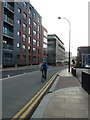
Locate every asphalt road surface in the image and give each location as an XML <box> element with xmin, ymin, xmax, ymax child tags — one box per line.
<box><xmin>2</xmin><ymin>65</ymin><xmax>67</xmax><ymax>118</ymax></box>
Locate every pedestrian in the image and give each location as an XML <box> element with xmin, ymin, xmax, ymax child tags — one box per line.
<box><xmin>40</xmin><ymin>61</ymin><xmax>48</xmax><ymax>79</ymax></box>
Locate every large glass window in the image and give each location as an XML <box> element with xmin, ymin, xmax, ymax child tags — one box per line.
<box><xmin>18</xmin><ymin>19</ymin><xmax>21</xmax><ymax>25</ymax></box>
<box><xmin>23</xmin><ymin>23</ymin><xmax>27</xmax><ymax>31</ymax></box>
<box><xmin>23</xmin><ymin>2</ymin><xmax>27</xmax><ymax>8</ymax></box>
<box><xmin>23</xmin><ymin>12</ymin><xmax>27</xmax><ymax>20</ymax></box>
<box><xmin>44</xmin><ymin>31</ymin><xmax>47</xmax><ymax>37</ymax></box>
<box><xmin>33</xmin><ymin>21</ymin><xmax>37</xmax><ymax>28</ymax></box>
<box><xmin>33</xmin><ymin>39</ymin><xmax>36</xmax><ymax>46</ymax></box>
<box><xmin>29</xmin><ymin>27</ymin><xmax>31</xmax><ymax>35</ymax></box>
<box><xmin>28</xmin><ymin>46</ymin><xmax>30</xmax><ymax>52</ymax></box>
<box><xmin>37</xmin><ymin>41</ymin><xmax>40</xmax><ymax>46</ymax></box>
<box><xmin>29</xmin><ymin>18</ymin><xmax>31</xmax><ymax>25</ymax></box>
<box><xmin>33</xmin><ymin>30</ymin><xmax>37</xmax><ymax>37</ymax></box>
<box><xmin>33</xmin><ymin>12</ymin><xmax>36</xmax><ymax>19</ymax></box>
<box><xmin>22</xmin><ymin>44</ymin><xmax>26</xmax><ymax>52</ymax></box>
<box><xmin>18</xmin><ymin>8</ymin><xmax>21</xmax><ymax>14</ymax></box>
<box><xmin>17</xmin><ymin>31</ymin><xmax>20</xmax><ymax>36</ymax></box>
<box><xmin>29</xmin><ymin>7</ymin><xmax>31</xmax><ymax>14</ymax></box>
<box><xmin>37</xmin><ymin>25</ymin><xmax>40</xmax><ymax>31</ymax></box>
<box><xmin>43</xmin><ymin>43</ymin><xmax>47</xmax><ymax>49</ymax></box>
<box><xmin>22</xmin><ymin>34</ymin><xmax>27</xmax><ymax>41</ymax></box>
<box><xmin>17</xmin><ymin>43</ymin><xmax>20</xmax><ymax>48</ymax></box>
<box><xmin>28</xmin><ymin>37</ymin><xmax>31</xmax><ymax>44</ymax></box>
<box><xmin>44</xmin><ymin>37</ymin><xmax>47</xmax><ymax>43</ymax></box>
<box><xmin>33</xmin><ymin>47</ymin><xmax>37</xmax><ymax>54</ymax></box>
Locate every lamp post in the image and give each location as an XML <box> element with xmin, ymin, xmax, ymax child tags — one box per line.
<box><xmin>58</xmin><ymin>17</ymin><xmax>71</xmax><ymax>72</ymax></box>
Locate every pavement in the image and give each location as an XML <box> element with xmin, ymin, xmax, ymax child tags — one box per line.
<box><xmin>31</xmin><ymin>68</ymin><xmax>88</xmax><ymax>119</ymax></box>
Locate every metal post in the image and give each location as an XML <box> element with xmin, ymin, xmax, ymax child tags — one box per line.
<box><xmin>58</xmin><ymin>17</ymin><xmax>71</xmax><ymax>72</ymax></box>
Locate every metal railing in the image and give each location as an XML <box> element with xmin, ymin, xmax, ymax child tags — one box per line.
<box><xmin>3</xmin><ymin>44</ymin><xmax>13</xmax><ymax>50</ymax></box>
<box><xmin>4</xmin><ymin>2</ymin><xmax>14</xmax><ymax>12</ymax></box>
<box><xmin>3</xmin><ymin>30</ymin><xmax>13</xmax><ymax>38</ymax></box>
<box><xmin>4</xmin><ymin>14</ymin><xmax>14</xmax><ymax>25</ymax></box>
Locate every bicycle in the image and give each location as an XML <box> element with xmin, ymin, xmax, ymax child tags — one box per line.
<box><xmin>41</xmin><ymin>71</ymin><xmax>46</xmax><ymax>82</ymax></box>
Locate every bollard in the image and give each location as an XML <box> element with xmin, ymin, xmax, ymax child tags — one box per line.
<box><xmin>82</xmin><ymin>71</ymin><xmax>90</xmax><ymax>94</ymax></box>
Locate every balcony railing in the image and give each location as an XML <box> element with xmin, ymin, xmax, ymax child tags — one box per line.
<box><xmin>3</xmin><ymin>30</ymin><xmax>13</xmax><ymax>38</ymax></box>
<box><xmin>3</xmin><ymin>44</ymin><xmax>13</xmax><ymax>50</ymax></box>
<box><xmin>4</xmin><ymin>14</ymin><xmax>14</xmax><ymax>25</ymax></box>
<box><xmin>4</xmin><ymin>2</ymin><xmax>14</xmax><ymax>12</ymax></box>
<box><xmin>3</xmin><ymin>58</ymin><xmax>13</xmax><ymax>64</ymax></box>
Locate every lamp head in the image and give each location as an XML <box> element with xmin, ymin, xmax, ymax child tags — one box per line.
<box><xmin>58</xmin><ymin>17</ymin><xmax>61</xmax><ymax>19</ymax></box>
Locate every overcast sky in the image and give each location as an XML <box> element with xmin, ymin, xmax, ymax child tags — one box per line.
<box><xmin>30</xmin><ymin>0</ymin><xmax>88</xmax><ymax>56</ymax></box>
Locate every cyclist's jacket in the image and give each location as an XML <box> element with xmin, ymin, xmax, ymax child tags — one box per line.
<box><xmin>40</xmin><ymin>63</ymin><xmax>48</xmax><ymax>71</ymax></box>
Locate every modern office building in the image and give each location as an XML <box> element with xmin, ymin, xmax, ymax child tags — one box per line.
<box><xmin>41</xmin><ymin>26</ymin><xmax>48</xmax><ymax>62</ymax></box>
<box><xmin>47</xmin><ymin>34</ymin><xmax>65</xmax><ymax>65</ymax></box>
<box><xmin>0</xmin><ymin>1</ymin><xmax>43</xmax><ymax>67</ymax></box>
<box><xmin>77</xmin><ymin>46</ymin><xmax>90</xmax><ymax>67</ymax></box>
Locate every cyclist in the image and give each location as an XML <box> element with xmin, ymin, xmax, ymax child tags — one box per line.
<box><xmin>40</xmin><ymin>61</ymin><xmax>48</xmax><ymax>79</ymax></box>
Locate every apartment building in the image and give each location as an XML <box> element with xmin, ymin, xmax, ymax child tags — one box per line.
<box><xmin>41</xmin><ymin>26</ymin><xmax>48</xmax><ymax>62</ymax></box>
<box><xmin>77</xmin><ymin>46</ymin><xmax>90</xmax><ymax>67</ymax></box>
<box><xmin>47</xmin><ymin>34</ymin><xmax>65</xmax><ymax>65</ymax></box>
<box><xmin>1</xmin><ymin>1</ymin><xmax>42</xmax><ymax>67</ymax></box>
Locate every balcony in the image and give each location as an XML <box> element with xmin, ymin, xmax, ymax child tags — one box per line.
<box><xmin>4</xmin><ymin>14</ymin><xmax>14</xmax><ymax>25</ymax></box>
<box><xmin>3</xmin><ymin>58</ymin><xmax>13</xmax><ymax>64</ymax></box>
<box><xmin>3</xmin><ymin>30</ymin><xmax>13</xmax><ymax>38</ymax></box>
<box><xmin>3</xmin><ymin>44</ymin><xmax>13</xmax><ymax>50</ymax></box>
<box><xmin>4</xmin><ymin>2</ymin><xmax>14</xmax><ymax>13</ymax></box>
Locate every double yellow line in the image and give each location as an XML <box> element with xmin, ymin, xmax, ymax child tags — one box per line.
<box><xmin>12</xmin><ymin>73</ymin><xmax>58</xmax><ymax>119</ymax></box>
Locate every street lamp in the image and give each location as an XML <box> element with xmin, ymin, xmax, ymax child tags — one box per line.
<box><xmin>58</xmin><ymin>17</ymin><xmax>71</xmax><ymax>72</ymax></box>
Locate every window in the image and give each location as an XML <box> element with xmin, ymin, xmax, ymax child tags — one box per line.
<box><xmin>29</xmin><ymin>18</ymin><xmax>31</xmax><ymax>25</ymax></box>
<box><xmin>37</xmin><ymin>25</ymin><xmax>40</xmax><ymax>31</ymax></box>
<box><xmin>37</xmin><ymin>41</ymin><xmax>40</xmax><ymax>46</ymax></box>
<box><xmin>28</xmin><ymin>37</ymin><xmax>31</xmax><ymax>44</ymax></box>
<box><xmin>33</xmin><ymin>12</ymin><xmax>36</xmax><ymax>19</ymax></box>
<box><xmin>38</xmin><ymin>17</ymin><xmax>40</xmax><ymax>22</ymax></box>
<box><xmin>33</xmin><ymin>39</ymin><xmax>36</xmax><ymax>46</ymax></box>
<box><xmin>23</xmin><ymin>2</ymin><xmax>27</xmax><ymax>8</ymax></box>
<box><xmin>33</xmin><ymin>56</ymin><xmax>37</xmax><ymax>62</ymax></box>
<box><xmin>33</xmin><ymin>21</ymin><xmax>37</xmax><ymax>28</ymax></box>
<box><xmin>18</xmin><ymin>19</ymin><xmax>20</xmax><ymax>25</ymax></box>
<box><xmin>18</xmin><ymin>8</ymin><xmax>21</xmax><ymax>14</ymax></box>
<box><xmin>22</xmin><ymin>34</ymin><xmax>26</xmax><ymax>41</ymax></box>
<box><xmin>17</xmin><ymin>43</ymin><xmax>20</xmax><ymax>48</ymax></box>
<box><xmin>17</xmin><ymin>31</ymin><xmax>20</xmax><ymax>36</ymax></box>
<box><xmin>43</xmin><ymin>43</ymin><xmax>47</xmax><ymax>49</ymax></box>
<box><xmin>29</xmin><ymin>27</ymin><xmax>31</xmax><ymax>35</ymax></box>
<box><xmin>44</xmin><ymin>37</ymin><xmax>47</xmax><ymax>43</ymax></box>
<box><xmin>28</xmin><ymin>56</ymin><xmax>30</xmax><ymax>62</ymax></box>
<box><xmin>22</xmin><ymin>55</ymin><xmax>26</xmax><ymax>62</ymax></box>
<box><xmin>33</xmin><ymin>30</ymin><xmax>37</xmax><ymax>37</ymax></box>
<box><xmin>22</xmin><ymin>44</ymin><xmax>26</xmax><ymax>52</ymax></box>
<box><xmin>44</xmin><ymin>31</ymin><xmax>47</xmax><ymax>37</ymax></box>
<box><xmin>23</xmin><ymin>23</ymin><xmax>27</xmax><ymax>31</ymax></box>
<box><xmin>37</xmin><ymin>33</ymin><xmax>40</xmax><ymax>39</ymax></box>
<box><xmin>33</xmin><ymin>47</ymin><xmax>37</xmax><ymax>54</ymax></box>
<box><xmin>23</xmin><ymin>12</ymin><xmax>27</xmax><ymax>20</ymax></box>
<box><xmin>28</xmin><ymin>46</ymin><xmax>30</xmax><ymax>52</ymax></box>
<box><xmin>29</xmin><ymin>7</ymin><xmax>31</xmax><ymax>14</ymax></box>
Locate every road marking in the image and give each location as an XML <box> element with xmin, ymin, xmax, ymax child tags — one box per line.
<box><xmin>11</xmin><ymin>73</ymin><xmax>57</xmax><ymax>119</ymax></box>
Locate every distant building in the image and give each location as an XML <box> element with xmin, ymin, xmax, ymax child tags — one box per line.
<box><xmin>77</xmin><ymin>46</ymin><xmax>90</xmax><ymax>67</ymax></box>
<box><xmin>65</xmin><ymin>51</ymin><xmax>72</xmax><ymax>63</ymax></box>
<box><xmin>0</xmin><ymin>1</ymin><xmax>47</xmax><ymax>67</ymax></box>
<box><xmin>47</xmin><ymin>34</ymin><xmax>65</xmax><ymax>65</ymax></box>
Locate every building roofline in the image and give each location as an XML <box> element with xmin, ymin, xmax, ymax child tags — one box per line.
<box><xmin>48</xmin><ymin>34</ymin><xmax>64</xmax><ymax>45</ymax></box>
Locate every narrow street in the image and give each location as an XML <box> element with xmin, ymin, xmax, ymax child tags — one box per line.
<box><xmin>2</xmin><ymin>65</ymin><xmax>67</xmax><ymax>118</ymax></box>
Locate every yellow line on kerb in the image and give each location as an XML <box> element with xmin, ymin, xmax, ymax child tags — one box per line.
<box><xmin>12</xmin><ymin>74</ymin><xmax>57</xmax><ymax>119</ymax></box>
<box><xmin>19</xmin><ymin>77</ymin><xmax>55</xmax><ymax>119</ymax></box>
